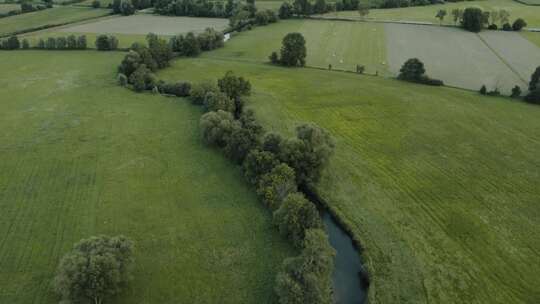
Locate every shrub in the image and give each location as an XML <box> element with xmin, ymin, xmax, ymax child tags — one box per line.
<box><xmin>118</xmin><ymin>50</ymin><xmax>142</xmax><ymax>78</ymax></box>
<box><xmin>269</xmin><ymin>51</ymin><xmax>280</xmax><ymax>64</ymax></box>
<box><xmin>502</xmin><ymin>22</ymin><xmax>512</xmax><ymax>31</ymax></box>
<box><xmin>118</xmin><ymin>73</ymin><xmax>128</xmax><ymax>86</ymax></box>
<box><xmin>199</xmin><ymin>110</ymin><xmax>237</xmax><ymax>147</ymax></box>
<box><xmin>190</xmin><ymin>81</ymin><xmax>220</xmax><ymax>105</ymax></box>
<box><xmin>197</xmin><ymin>28</ymin><xmax>224</xmax><ymax>51</ymax></box>
<box><xmin>120</xmin><ymin>0</ymin><xmax>135</xmax><ymax>15</ymax></box>
<box><xmin>273</xmin><ymin>192</ymin><xmax>323</xmax><ymax>247</ymax></box>
<box><xmin>92</xmin><ymin>0</ymin><xmax>100</xmax><ymax>8</ymax></box>
<box><xmin>510</xmin><ymin>85</ymin><xmax>521</xmax><ymax>98</ymax></box>
<box><xmin>398</xmin><ymin>58</ymin><xmax>425</xmax><ymax>81</ymax></box>
<box><xmin>479</xmin><ymin>85</ymin><xmax>487</xmax><ymax>95</ymax></box>
<box><xmin>512</xmin><ymin>18</ymin><xmax>527</xmax><ymax>31</ymax></box>
<box><xmin>462</xmin><ymin>7</ymin><xmax>483</xmax><ymax>32</ymax></box>
<box><xmin>146</xmin><ymin>33</ymin><xmax>173</xmax><ymax>69</ymax></box>
<box><xmin>159</xmin><ymin>81</ymin><xmax>191</xmax><ymax>97</ymax></box>
<box><xmin>262</xmin><ymin>132</ymin><xmax>283</xmax><ymax>154</ymax></box>
<box><xmin>218</xmin><ymin>70</ymin><xmax>251</xmax><ymax>100</ymax></box>
<box><xmin>278</xmin><ymin>33</ymin><xmax>307</xmax><ymax>67</ymax></box>
<box><xmin>243</xmin><ymin>149</ymin><xmax>280</xmax><ymax>185</ymax></box>
<box><xmin>53</xmin><ymin>235</ymin><xmax>134</xmax><ymax>304</ymax></box>
<box><xmin>487</xmin><ymin>88</ymin><xmax>501</xmax><ymax>96</ymax></box>
<box><xmin>255</xmin><ymin>10</ymin><xmax>270</xmax><ymax>25</ymax></box>
<box><xmin>487</xmin><ymin>24</ymin><xmax>497</xmax><ymax>30</ymax></box>
<box><xmin>170</xmin><ymin>32</ymin><xmax>201</xmax><ymax>56</ymax></box>
<box><xmin>223</xmin><ymin>110</ymin><xmax>263</xmax><ymax>163</ymax></box>
<box><xmin>21</xmin><ymin>39</ymin><xmax>29</xmax><ymax>49</ymax></box>
<box><xmin>257</xmin><ymin>163</ymin><xmax>297</xmax><ymax>210</ymax></box>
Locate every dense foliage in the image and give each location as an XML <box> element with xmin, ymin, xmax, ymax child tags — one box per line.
<box><xmin>398</xmin><ymin>58</ymin><xmax>443</xmax><ymax>86</ymax></box>
<box><xmin>53</xmin><ymin>235</ymin><xmax>134</xmax><ymax>304</ymax></box>
<box><xmin>95</xmin><ymin>35</ymin><xmax>119</xmax><ymax>51</ymax></box>
<box><xmin>462</xmin><ymin>7</ymin><xmax>483</xmax><ymax>32</ymax></box>
<box><xmin>270</xmin><ymin>33</ymin><xmax>307</xmax><ymax>67</ymax></box>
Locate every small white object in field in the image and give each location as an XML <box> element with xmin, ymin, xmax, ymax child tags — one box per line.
<box><xmin>340</xmin><ymin>59</ymin><xmax>343</xmax><ymax>63</ymax></box>
<box><xmin>224</xmin><ymin>33</ymin><xmax>231</xmax><ymax>42</ymax></box>
<box><xmin>382</xmin><ymin>61</ymin><xmax>386</xmax><ymax>65</ymax></box>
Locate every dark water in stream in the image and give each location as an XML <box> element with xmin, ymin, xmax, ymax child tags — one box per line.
<box><xmin>323</xmin><ymin>212</ymin><xmax>368</xmax><ymax>304</ymax></box>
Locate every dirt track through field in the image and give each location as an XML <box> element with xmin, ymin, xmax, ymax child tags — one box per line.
<box><xmin>385</xmin><ymin>23</ymin><xmax>540</xmax><ymax>94</ymax></box>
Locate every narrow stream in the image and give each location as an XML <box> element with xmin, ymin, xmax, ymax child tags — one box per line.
<box><xmin>323</xmin><ymin>212</ymin><xmax>368</xmax><ymax>304</ymax></box>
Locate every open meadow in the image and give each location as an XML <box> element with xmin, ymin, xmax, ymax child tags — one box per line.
<box><xmin>158</xmin><ymin>56</ymin><xmax>540</xmax><ymax>304</ymax></box>
<box><xmin>0</xmin><ymin>6</ymin><xmax>111</xmax><ymax>37</ymax></box>
<box><xmin>0</xmin><ymin>51</ymin><xmax>293</xmax><ymax>304</ymax></box>
<box><xmin>324</xmin><ymin>0</ymin><xmax>540</xmax><ymax>28</ymax></box>
<box><xmin>206</xmin><ymin>19</ymin><xmax>388</xmax><ymax>74</ymax></box>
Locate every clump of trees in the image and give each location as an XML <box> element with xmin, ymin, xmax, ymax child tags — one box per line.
<box><xmin>111</xmin><ymin>0</ymin><xmax>143</xmax><ymax>15</ymax></box>
<box><xmin>169</xmin><ymin>28</ymin><xmax>224</xmax><ymax>56</ymax></box>
<box><xmin>53</xmin><ymin>235</ymin><xmax>134</xmax><ymax>304</ymax></box>
<box><xmin>155</xmin><ymin>0</ymin><xmax>237</xmax><ymax>18</ymax></box>
<box><xmin>0</xmin><ymin>35</ymin><xmax>87</xmax><ymax>50</ymax></box>
<box><xmin>458</xmin><ymin>7</ymin><xmax>527</xmax><ymax>32</ymax></box>
<box><xmin>398</xmin><ymin>58</ymin><xmax>443</xmax><ymax>86</ymax></box>
<box><xmin>269</xmin><ymin>32</ymin><xmax>307</xmax><ymax>67</ymax></box>
<box><xmin>95</xmin><ymin>35</ymin><xmax>119</xmax><ymax>50</ymax></box>
<box><xmin>0</xmin><ymin>36</ymin><xmax>21</xmax><ymax>50</ymax></box>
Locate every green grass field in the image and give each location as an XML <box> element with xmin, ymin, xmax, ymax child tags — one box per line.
<box><xmin>158</xmin><ymin>56</ymin><xmax>540</xmax><ymax>304</ymax></box>
<box><xmin>0</xmin><ymin>6</ymin><xmax>111</xmax><ymax>37</ymax></box>
<box><xmin>0</xmin><ymin>51</ymin><xmax>294</xmax><ymax>304</ymax></box>
<box><xmin>325</xmin><ymin>0</ymin><xmax>540</xmax><ymax>27</ymax></box>
<box><xmin>522</xmin><ymin>30</ymin><xmax>540</xmax><ymax>47</ymax></box>
<box><xmin>207</xmin><ymin>19</ymin><xmax>387</xmax><ymax>74</ymax></box>
<box><xmin>0</xmin><ymin>3</ymin><xmax>19</xmax><ymax>13</ymax></box>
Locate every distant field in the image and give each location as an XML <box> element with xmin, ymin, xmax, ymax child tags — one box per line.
<box><xmin>0</xmin><ymin>6</ymin><xmax>111</xmax><ymax>36</ymax></box>
<box><xmin>58</xmin><ymin>15</ymin><xmax>229</xmax><ymax>35</ymax></box>
<box><xmin>385</xmin><ymin>23</ymin><xmax>537</xmax><ymax>93</ymax></box>
<box><xmin>515</xmin><ymin>0</ymin><xmax>540</xmax><ymax>4</ymax></box>
<box><xmin>0</xmin><ymin>51</ymin><xmax>293</xmax><ymax>304</ymax></box>
<box><xmin>323</xmin><ymin>0</ymin><xmax>540</xmax><ymax>27</ymax></box>
<box><xmin>158</xmin><ymin>56</ymin><xmax>540</xmax><ymax>304</ymax></box>
<box><xmin>206</xmin><ymin>19</ymin><xmax>388</xmax><ymax>74</ymax></box>
<box><xmin>522</xmin><ymin>31</ymin><xmax>540</xmax><ymax>47</ymax></box>
<box><xmin>0</xmin><ymin>3</ymin><xmax>19</xmax><ymax>13</ymax></box>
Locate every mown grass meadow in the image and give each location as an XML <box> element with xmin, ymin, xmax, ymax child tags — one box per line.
<box><xmin>0</xmin><ymin>51</ymin><xmax>294</xmax><ymax>304</ymax></box>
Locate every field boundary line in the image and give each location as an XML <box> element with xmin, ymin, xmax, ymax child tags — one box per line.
<box><xmin>475</xmin><ymin>33</ymin><xmax>529</xmax><ymax>87</ymax></box>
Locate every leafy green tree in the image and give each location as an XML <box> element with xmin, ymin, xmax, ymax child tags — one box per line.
<box><xmin>313</xmin><ymin>0</ymin><xmax>327</xmax><ymax>14</ymax></box>
<box><xmin>358</xmin><ymin>3</ymin><xmax>369</xmax><ymax>19</ymax></box>
<box><xmin>120</xmin><ymin>0</ymin><xmax>135</xmax><ymax>15</ymax></box>
<box><xmin>257</xmin><ymin>163</ymin><xmax>297</xmax><ymax>210</ymax></box>
<box><xmin>510</xmin><ymin>85</ymin><xmax>521</xmax><ymax>98</ymax></box>
<box><xmin>451</xmin><ymin>8</ymin><xmax>463</xmax><ymax>25</ymax></box>
<box><xmin>279</xmin><ymin>123</ymin><xmax>335</xmax><ymax>186</ymax></box>
<box><xmin>181</xmin><ymin>32</ymin><xmax>201</xmax><ymax>56</ymax></box>
<box><xmin>479</xmin><ymin>85</ymin><xmax>487</xmax><ymax>95</ymax></box>
<box><xmin>462</xmin><ymin>7</ymin><xmax>484</xmax><ymax>32</ymax></box>
<box><xmin>92</xmin><ymin>0</ymin><xmax>100</xmax><ymax>8</ymax></box>
<box><xmin>129</xmin><ymin>64</ymin><xmax>155</xmax><ymax>92</ymax></box>
<box><xmin>67</xmin><ymin>35</ymin><xmax>77</xmax><ymax>49</ymax></box>
<box><xmin>279</xmin><ymin>33</ymin><xmax>307</xmax><ymax>67</ymax></box>
<box><xmin>273</xmin><ymin>192</ymin><xmax>323</xmax><ymax>247</ymax></box>
<box><xmin>512</xmin><ymin>18</ymin><xmax>527</xmax><ymax>31</ymax></box>
<box><xmin>21</xmin><ymin>39</ymin><xmax>29</xmax><ymax>49</ymax></box>
<box><xmin>262</xmin><ymin>132</ymin><xmax>283</xmax><ymax>154</ymax></box>
<box><xmin>529</xmin><ymin>66</ymin><xmax>540</xmax><ymax>91</ymax></box>
<box><xmin>525</xmin><ymin>89</ymin><xmax>540</xmax><ymax>104</ymax></box>
<box><xmin>204</xmin><ymin>91</ymin><xmax>236</xmax><ymax>113</ymax></box>
<box><xmin>436</xmin><ymin>9</ymin><xmax>447</xmax><ymax>25</ymax></box>
<box><xmin>275</xmin><ymin>229</ymin><xmax>335</xmax><ymax>304</ymax></box>
<box><xmin>118</xmin><ymin>50</ymin><xmax>142</xmax><ymax>78</ymax></box>
<box><xmin>77</xmin><ymin>35</ymin><xmax>87</xmax><ymax>49</ymax></box>
<box><xmin>6</xmin><ymin>35</ymin><xmax>20</xmax><ymax>50</ymax></box>
<box><xmin>112</xmin><ymin>0</ymin><xmax>121</xmax><ymax>13</ymax></box>
<box><xmin>255</xmin><ymin>10</ymin><xmax>270</xmax><ymax>25</ymax></box>
<box><xmin>499</xmin><ymin>9</ymin><xmax>510</xmax><ymax>25</ymax></box>
<box><xmin>45</xmin><ymin>37</ymin><xmax>56</xmax><ymax>49</ymax></box>
<box><xmin>53</xmin><ymin>235</ymin><xmax>134</xmax><ymax>304</ymax></box>
<box><xmin>243</xmin><ymin>149</ymin><xmax>279</xmax><ymax>185</ymax></box>
<box><xmin>56</xmin><ymin>36</ymin><xmax>67</xmax><ymax>49</ymax></box>
<box><xmin>269</xmin><ymin>51</ymin><xmax>280</xmax><ymax>64</ymax></box>
<box><xmin>190</xmin><ymin>80</ymin><xmax>220</xmax><ymax>105</ymax></box>
<box><xmin>95</xmin><ymin>35</ymin><xmax>118</xmax><ymax>51</ymax></box>
<box><xmin>200</xmin><ymin>110</ymin><xmax>238</xmax><ymax>147</ymax></box>
<box><xmin>279</xmin><ymin>2</ymin><xmax>294</xmax><ymax>19</ymax></box>
<box><xmin>146</xmin><ymin>33</ymin><xmax>173</xmax><ymax>69</ymax></box>
<box><xmin>398</xmin><ymin>58</ymin><xmax>425</xmax><ymax>81</ymax></box>
<box><xmin>218</xmin><ymin>71</ymin><xmax>252</xmax><ymax>100</ymax></box>
<box><xmin>37</xmin><ymin>38</ymin><xmax>45</xmax><ymax>49</ymax></box>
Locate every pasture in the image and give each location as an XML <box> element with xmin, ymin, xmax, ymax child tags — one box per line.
<box><xmin>0</xmin><ymin>6</ymin><xmax>111</xmax><ymax>37</ymax></box>
<box><xmin>384</xmin><ymin>23</ymin><xmax>538</xmax><ymax>93</ymax></box>
<box><xmin>206</xmin><ymin>19</ymin><xmax>388</xmax><ymax>74</ymax></box>
<box><xmin>58</xmin><ymin>15</ymin><xmax>229</xmax><ymax>35</ymax></box>
<box><xmin>522</xmin><ymin>31</ymin><xmax>540</xmax><ymax>47</ymax></box>
<box><xmin>0</xmin><ymin>51</ymin><xmax>293</xmax><ymax>304</ymax></box>
<box><xmin>158</xmin><ymin>56</ymin><xmax>540</xmax><ymax>304</ymax></box>
<box><xmin>324</xmin><ymin>0</ymin><xmax>540</xmax><ymax>28</ymax></box>
<box><xmin>0</xmin><ymin>3</ymin><xmax>19</xmax><ymax>14</ymax></box>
